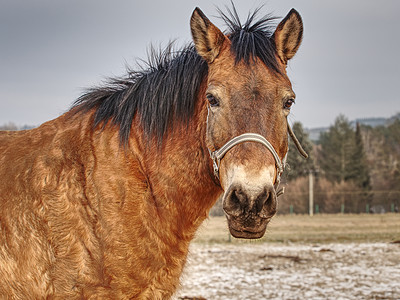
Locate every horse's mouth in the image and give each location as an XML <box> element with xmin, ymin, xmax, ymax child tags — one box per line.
<box><xmin>228</xmin><ymin>222</ymin><xmax>268</xmax><ymax>239</ymax></box>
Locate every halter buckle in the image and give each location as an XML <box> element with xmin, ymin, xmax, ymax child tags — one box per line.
<box><xmin>209</xmin><ymin>151</ymin><xmax>220</xmax><ymax>179</ymax></box>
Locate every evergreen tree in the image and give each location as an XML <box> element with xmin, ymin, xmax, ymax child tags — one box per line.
<box><xmin>384</xmin><ymin>120</ymin><xmax>400</xmax><ymax>191</ymax></box>
<box><xmin>370</xmin><ymin>120</ymin><xmax>400</xmax><ymax>190</ymax></box>
<box><xmin>318</xmin><ymin>115</ymin><xmax>355</xmax><ymax>183</ymax></box>
<box><xmin>363</xmin><ymin>121</ymin><xmax>400</xmax><ymax>209</ymax></box>
<box><xmin>348</xmin><ymin>123</ymin><xmax>371</xmax><ymax>190</ymax></box>
<box><xmin>350</xmin><ymin>123</ymin><xmax>372</xmax><ymax>210</ymax></box>
<box><xmin>286</xmin><ymin>122</ymin><xmax>314</xmax><ymax>181</ymax></box>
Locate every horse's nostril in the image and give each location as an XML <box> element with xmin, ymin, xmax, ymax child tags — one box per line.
<box><xmin>233</xmin><ymin>189</ymin><xmax>247</xmax><ymax>204</ymax></box>
<box><xmin>231</xmin><ymin>191</ymin><xmax>240</xmax><ymax>205</ymax></box>
<box><xmin>255</xmin><ymin>189</ymin><xmax>269</xmax><ymax>213</ymax></box>
<box><xmin>223</xmin><ymin>186</ymin><xmax>246</xmax><ymax>217</ymax></box>
<box><xmin>259</xmin><ymin>186</ymin><xmax>277</xmax><ymax>218</ymax></box>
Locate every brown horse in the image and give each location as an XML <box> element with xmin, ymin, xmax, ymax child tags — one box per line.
<box><xmin>0</xmin><ymin>5</ymin><xmax>304</xmax><ymax>299</ymax></box>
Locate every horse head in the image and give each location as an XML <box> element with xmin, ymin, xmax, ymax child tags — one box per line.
<box><xmin>191</xmin><ymin>7</ymin><xmax>304</xmax><ymax>239</ymax></box>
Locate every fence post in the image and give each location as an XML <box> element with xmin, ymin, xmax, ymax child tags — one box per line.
<box><xmin>290</xmin><ymin>205</ymin><xmax>294</xmax><ymax>215</ymax></box>
<box><xmin>341</xmin><ymin>204</ymin><xmax>345</xmax><ymax>214</ymax></box>
<box><xmin>309</xmin><ymin>171</ymin><xmax>314</xmax><ymax>216</ymax></box>
<box><xmin>366</xmin><ymin>204</ymin><xmax>369</xmax><ymax>214</ymax></box>
<box><xmin>315</xmin><ymin>204</ymin><xmax>319</xmax><ymax>214</ymax></box>
<box><xmin>391</xmin><ymin>203</ymin><xmax>395</xmax><ymax>213</ymax></box>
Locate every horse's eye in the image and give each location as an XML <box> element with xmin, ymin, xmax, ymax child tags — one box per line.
<box><xmin>206</xmin><ymin>94</ymin><xmax>220</xmax><ymax>107</ymax></box>
<box><xmin>284</xmin><ymin>99</ymin><xmax>295</xmax><ymax>110</ymax></box>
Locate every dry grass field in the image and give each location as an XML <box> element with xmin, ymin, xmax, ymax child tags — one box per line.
<box><xmin>194</xmin><ymin>213</ymin><xmax>400</xmax><ymax>244</ymax></box>
<box><xmin>174</xmin><ymin>214</ymin><xmax>400</xmax><ymax>299</ymax></box>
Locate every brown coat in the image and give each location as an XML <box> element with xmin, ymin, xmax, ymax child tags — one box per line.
<box><xmin>0</xmin><ymin>106</ymin><xmax>220</xmax><ymax>299</ymax></box>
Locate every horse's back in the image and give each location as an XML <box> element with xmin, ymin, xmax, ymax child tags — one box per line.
<box><xmin>0</xmin><ymin>129</ymin><xmax>31</xmax><ymax>155</ymax></box>
<box><xmin>0</xmin><ymin>115</ymin><xmax>89</xmax><ymax>298</ymax></box>
<box><xmin>0</xmin><ymin>127</ymin><xmax>51</xmax><ymax>296</ymax></box>
<box><xmin>0</xmin><ymin>121</ymin><xmax>60</xmax><ymax>202</ymax></box>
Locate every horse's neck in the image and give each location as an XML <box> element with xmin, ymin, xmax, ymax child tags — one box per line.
<box><xmin>65</xmin><ymin>104</ymin><xmax>220</xmax><ymax>239</ymax></box>
<box><xmin>138</xmin><ymin>101</ymin><xmax>222</xmax><ymax>239</ymax></box>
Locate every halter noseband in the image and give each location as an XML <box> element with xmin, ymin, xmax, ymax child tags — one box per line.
<box><xmin>209</xmin><ymin>133</ymin><xmax>285</xmax><ymax>180</ymax></box>
<box><xmin>208</xmin><ymin>122</ymin><xmax>308</xmax><ymax>197</ymax></box>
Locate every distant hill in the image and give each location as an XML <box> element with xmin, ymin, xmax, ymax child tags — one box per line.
<box><xmin>306</xmin><ymin>113</ymin><xmax>400</xmax><ymax>142</ymax></box>
<box><xmin>350</xmin><ymin>118</ymin><xmax>387</xmax><ymax>128</ymax></box>
<box><xmin>307</xmin><ymin>127</ymin><xmax>329</xmax><ymax>142</ymax></box>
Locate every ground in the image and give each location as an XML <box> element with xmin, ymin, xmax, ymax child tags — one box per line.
<box><xmin>174</xmin><ymin>214</ymin><xmax>400</xmax><ymax>300</ymax></box>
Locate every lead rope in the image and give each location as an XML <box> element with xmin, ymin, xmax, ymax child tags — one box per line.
<box><xmin>209</xmin><ymin>120</ymin><xmax>308</xmax><ymax>197</ymax></box>
<box><xmin>287</xmin><ymin>122</ymin><xmax>308</xmax><ymax>159</ymax></box>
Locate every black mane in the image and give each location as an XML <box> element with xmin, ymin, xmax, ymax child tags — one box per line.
<box><xmin>219</xmin><ymin>5</ymin><xmax>280</xmax><ymax>72</ymax></box>
<box><xmin>72</xmin><ymin>6</ymin><xmax>280</xmax><ymax>145</ymax></box>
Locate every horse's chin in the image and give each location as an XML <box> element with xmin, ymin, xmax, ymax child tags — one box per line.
<box><xmin>226</xmin><ymin>218</ymin><xmax>270</xmax><ymax>239</ymax></box>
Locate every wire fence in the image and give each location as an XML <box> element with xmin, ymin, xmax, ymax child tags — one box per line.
<box><xmin>279</xmin><ymin>190</ymin><xmax>400</xmax><ymax>215</ymax></box>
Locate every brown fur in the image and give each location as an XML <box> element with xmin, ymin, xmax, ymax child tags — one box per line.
<box><xmin>0</xmin><ymin>100</ymin><xmax>219</xmax><ymax>298</ymax></box>
<box><xmin>0</xmin><ymin>7</ymin><xmax>303</xmax><ymax>299</ymax></box>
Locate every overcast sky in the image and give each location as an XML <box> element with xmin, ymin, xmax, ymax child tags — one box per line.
<box><xmin>1</xmin><ymin>0</ymin><xmax>399</xmax><ymax>129</ymax></box>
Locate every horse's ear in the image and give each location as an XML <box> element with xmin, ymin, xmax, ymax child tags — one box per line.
<box><xmin>273</xmin><ymin>9</ymin><xmax>303</xmax><ymax>65</ymax></box>
<box><xmin>190</xmin><ymin>7</ymin><xmax>226</xmax><ymax>63</ymax></box>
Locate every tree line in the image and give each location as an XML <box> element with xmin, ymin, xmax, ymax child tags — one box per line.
<box><xmin>280</xmin><ymin>115</ymin><xmax>400</xmax><ymax>214</ymax></box>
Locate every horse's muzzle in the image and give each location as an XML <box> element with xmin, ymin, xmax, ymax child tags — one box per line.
<box><xmin>223</xmin><ymin>183</ymin><xmax>277</xmax><ymax>239</ymax></box>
